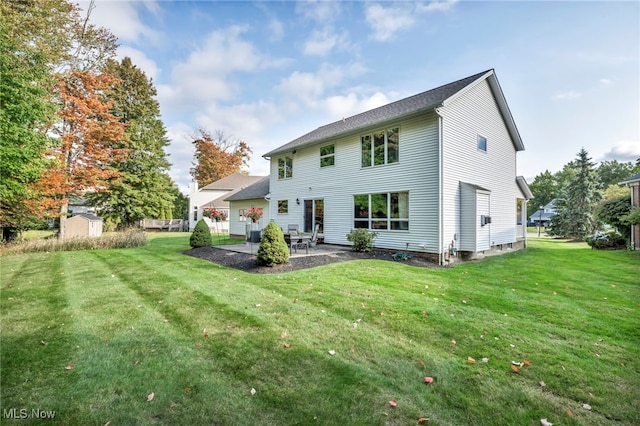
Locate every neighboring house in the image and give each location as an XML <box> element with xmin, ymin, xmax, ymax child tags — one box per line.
<box><xmin>68</xmin><ymin>195</ymin><xmax>96</xmax><ymax>215</ymax></box>
<box><xmin>188</xmin><ymin>173</ymin><xmax>266</xmax><ymax>231</ymax></box>
<box><xmin>528</xmin><ymin>199</ymin><xmax>558</xmax><ymax>228</ymax></box>
<box><xmin>620</xmin><ymin>173</ymin><xmax>640</xmax><ymax>250</ymax></box>
<box><xmin>65</xmin><ymin>213</ymin><xmax>103</xmax><ymax>238</ymax></box>
<box><xmin>224</xmin><ymin>176</ymin><xmax>270</xmax><ymax>239</ymax></box>
<box><xmin>262</xmin><ymin>69</ymin><xmax>532</xmax><ymax>264</ymax></box>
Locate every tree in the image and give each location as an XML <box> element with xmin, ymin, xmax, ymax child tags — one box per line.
<box><xmin>190</xmin><ymin>128</ymin><xmax>252</xmax><ymax>187</ymax></box>
<box><xmin>527</xmin><ymin>170</ymin><xmax>559</xmax><ymax>216</ymax></box>
<box><xmin>595</xmin><ymin>196</ymin><xmax>631</xmax><ymax>240</ymax></box>
<box><xmin>0</xmin><ymin>0</ymin><xmax>74</xmax><ymax>236</ymax></box>
<box><xmin>86</xmin><ymin>57</ymin><xmax>175</xmax><ymax>228</ymax></box>
<box><xmin>550</xmin><ymin>148</ymin><xmax>602</xmax><ymax>240</ymax></box>
<box><xmin>40</xmin><ymin>68</ymin><xmax>128</xmax><ymax>239</ymax></box>
<box><xmin>189</xmin><ymin>219</ymin><xmax>212</xmax><ymax>248</ymax></box>
<box><xmin>257</xmin><ymin>222</ymin><xmax>289</xmax><ymax>266</ymax></box>
<box><xmin>596</xmin><ymin>160</ymin><xmax>635</xmax><ymax>189</ymax></box>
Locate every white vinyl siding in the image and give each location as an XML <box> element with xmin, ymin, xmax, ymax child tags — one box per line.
<box><xmin>440</xmin><ymin>79</ymin><xmax>519</xmax><ymax>250</ymax></box>
<box><xmin>268</xmin><ymin>114</ymin><xmax>440</xmax><ymax>252</ymax></box>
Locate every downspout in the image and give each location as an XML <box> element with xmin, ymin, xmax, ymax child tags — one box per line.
<box><xmin>435</xmin><ymin>106</ymin><xmax>445</xmax><ymax>266</ymax></box>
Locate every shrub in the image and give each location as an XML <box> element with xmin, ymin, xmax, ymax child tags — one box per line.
<box><xmin>346</xmin><ymin>229</ymin><xmax>378</xmax><ymax>252</ymax></box>
<box><xmin>257</xmin><ymin>222</ymin><xmax>289</xmax><ymax>266</ymax></box>
<box><xmin>190</xmin><ymin>219</ymin><xmax>212</xmax><ymax>248</ymax></box>
<box><xmin>586</xmin><ymin>231</ymin><xmax>626</xmax><ymax>249</ymax></box>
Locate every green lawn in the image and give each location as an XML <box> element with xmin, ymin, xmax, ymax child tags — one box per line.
<box><xmin>1</xmin><ymin>234</ymin><xmax>638</xmax><ymax>425</ymax></box>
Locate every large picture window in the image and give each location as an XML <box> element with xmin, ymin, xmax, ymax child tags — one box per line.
<box><xmin>353</xmin><ymin>192</ymin><xmax>409</xmax><ymax>230</ymax></box>
<box><xmin>278</xmin><ymin>156</ymin><xmax>293</xmax><ymax>179</ymax></box>
<box><xmin>361</xmin><ymin>127</ymin><xmax>399</xmax><ymax>167</ymax></box>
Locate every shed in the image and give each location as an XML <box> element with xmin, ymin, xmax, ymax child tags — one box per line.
<box><xmin>65</xmin><ymin>214</ymin><xmax>103</xmax><ymax>238</ymax></box>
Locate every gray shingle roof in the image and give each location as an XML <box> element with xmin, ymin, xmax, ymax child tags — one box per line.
<box><xmin>263</xmin><ymin>69</ymin><xmax>493</xmax><ymax>158</ymax></box>
<box><xmin>224</xmin><ymin>176</ymin><xmax>270</xmax><ymax>201</ymax></box>
<box><xmin>200</xmin><ymin>172</ymin><xmax>264</xmax><ymax>191</ymax></box>
<box><xmin>620</xmin><ymin>173</ymin><xmax>640</xmax><ymax>185</ymax></box>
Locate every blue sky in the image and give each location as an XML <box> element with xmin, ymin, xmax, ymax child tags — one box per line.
<box><xmin>82</xmin><ymin>0</ymin><xmax>640</xmax><ymax>192</ymax></box>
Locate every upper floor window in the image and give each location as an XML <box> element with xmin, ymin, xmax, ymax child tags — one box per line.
<box><xmin>353</xmin><ymin>191</ymin><xmax>409</xmax><ymax>230</ymax></box>
<box><xmin>278</xmin><ymin>156</ymin><xmax>293</xmax><ymax>179</ymax></box>
<box><xmin>320</xmin><ymin>144</ymin><xmax>335</xmax><ymax>167</ymax></box>
<box><xmin>361</xmin><ymin>127</ymin><xmax>399</xmax><ymax>167</ymax></box>
<box><xmin>478</xmin><ymin>135</ymin><xmax>487</xmax><ymax>152</ymax></box>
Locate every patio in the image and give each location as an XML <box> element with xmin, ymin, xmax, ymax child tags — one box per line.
<box><xmin>210</xmin><ymin>241</ymin><xmax>350</xmax><ymax>258</ymax></box>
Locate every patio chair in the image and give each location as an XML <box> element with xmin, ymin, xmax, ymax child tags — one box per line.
<box><xmin>308</xmin><ymin>223</ymin><xmax>320</xmax><ymax>248</ymax></box>
<box><xmin>287</xmin><ymin>224</ymin><xmax>299</xmax><ymax>233</ymax></box>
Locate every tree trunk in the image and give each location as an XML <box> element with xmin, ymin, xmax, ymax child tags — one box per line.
<box><xmin>58</xmin><ymin>203</ymin><xmax>68</xmax><ymax>240</ymax></box>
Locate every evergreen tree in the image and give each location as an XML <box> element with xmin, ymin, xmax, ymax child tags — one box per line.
<box><xmin>550</xmin><ymin>148</ymin><xmax>602</xmax><ymax>240</ymax></box>
<box><xmin>257</xmin><ymin>222</ymin><xmax>289</xmax><ymax>266</ymax></box>
<box><xmin>189</xmin><ymin>219</ymin><xmax>211</xmax><ymax>248</ymax></box>
<box><xmin>87</xmin><ymin>57</ymin><xmax>176</xmax><ymax>228</ymax></box>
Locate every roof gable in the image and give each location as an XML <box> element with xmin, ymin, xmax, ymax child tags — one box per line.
<box><xmin>225</xmin><ymin>176</ymin><xmax>270</xmax><ymax>201</ymax></box>
<box><xmin>200</xmin><ymin>173</ymin><xmax>264</xmax><ymax>191</ymax></box>
<box><xmin>263</xmin><ymin>69</ymin><xmax>523</xmax><ymax>157</ymax></box>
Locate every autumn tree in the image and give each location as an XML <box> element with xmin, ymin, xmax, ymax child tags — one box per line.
<box><xmin>550</xmin><ymin>148</ymin><xmax>602</xmax><ymax>240</ymax></box>
<box><xmin>0</xmin><ymin>0</ymin><xmax>74</xmax><ymax>238</ymax></box>
<box><xmin>86</xmin><ymin>57</ymin><xmax>175</xmax><ymax>228</ymax></box>
<box><xmin>190</xmin><ymin>128</ymin><xmax>252</xmax><ymax>187</ymax></box>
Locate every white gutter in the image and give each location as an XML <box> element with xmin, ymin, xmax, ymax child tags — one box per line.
<box><xmin>435</xmin><ymin>106</ymin><xmax>445</xmax><ymax>266</ymax></box>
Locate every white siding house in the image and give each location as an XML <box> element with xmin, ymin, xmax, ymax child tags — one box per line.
<box><xmin>187</xmin><ymin>173</ymin><xmax>266</xmax><ymax>231</ymax></box>
<box><xmin>263</xmin><ymin>70</ymin><xmax>532</xmax><ymax>264</ymax></box>
<box><xmin>224</xmin><ymin>176</ymin><xmax>270</xmax><ymax>239</ymax></box>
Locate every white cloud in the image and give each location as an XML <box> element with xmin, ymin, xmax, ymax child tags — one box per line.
<box><xmin>599</xmin><ymin>78</ymin><xmax>613</xmax><ymax>86</ymax></box>
<box><xmin>552</xmin><ymin>90</ymin><xmax>581</xmax><ymax>100</ymax></box>
<box><xmin>320</xmin><ymin>91</ymin><xmax>391</xmax><ymax>121</ymax></box>
<box><xmin>85</xmin><ymin>0</ymin><xmax>161</xmax><ymax>44</ymax></box>
<box><xmin>365</xmin><ymin>1</ymin><xmax>457</xmax><ymax>42</ymax></box>
<box><xmin>303</xmin><ymin>28</ymin><xmax>349</xmax><ymax>56</ymax></box>
<box><xmin>276</xmin><ymin>63</ymin><xmax>368</xmax><ymax>102</ymax></box>
<box><xmin>602</xmin><ymin>140</ymin><xmax>640</xmax><ymax>162</ymax></box>
<box><xmin>295</xmin><ymin>1</ymin><xmax>342</xmax><ymax>23</ymax></box>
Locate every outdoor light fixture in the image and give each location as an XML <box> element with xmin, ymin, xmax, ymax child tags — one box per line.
<box><xmin>296</xmin><ymin>198</ymin><xmax>300</xmax><ymax>205</ymax></box>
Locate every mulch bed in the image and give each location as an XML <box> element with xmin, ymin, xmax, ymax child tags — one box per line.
<box><xmin>183</xmin><ymin>245</ymin><xmax>438</xmax><ymax>274</ymax></box>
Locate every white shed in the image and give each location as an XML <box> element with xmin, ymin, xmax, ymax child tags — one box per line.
<box><xmin>65</xmin><ymin>214</ymin><xmax>103</xmax><ymax>238</ymax></box>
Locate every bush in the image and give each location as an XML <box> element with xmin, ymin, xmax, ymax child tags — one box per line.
<box><xmin>257</xmin><ymin>222</ymin><xmax>289</xmax><ymax>266</ymax></box>
<box><xmin>586</xmin><ymin>231</ymin><xmax>626</xmax><ymax>249</ymax></box>
<box><xmin>346</xmin><ymin>229</ymin><xmax>378</xmax><ymax>252</ymax></box>
<box><xmin>190</xmin><ymin>219</ymin><xmax>212</xmax><ymax>248</ymax></box>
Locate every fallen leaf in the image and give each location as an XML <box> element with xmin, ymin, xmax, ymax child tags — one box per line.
<box><xmin>451</xmin><ymin>339</ymin><xmax>457</xmax><ymax>345</ymax></box>
<box><xmin>293</xmin><ymin>298</ymin><xmax>298</xmax><ymax>303</ymax></box>
<box><xmin>328</xmin><ymin>350</ymin><xmax>336</xmax><ymax>356</ymax></box>
<box><xmin>511</xmin><ymin>365</ymin><xmax>520</xmax><ymax>374</ymax></box>
<box><xmin>204</xmin><ymin>333</ymin><xmax>209</xmax><ymax>339</ymax></box>
<box><xmin>540</xmin><ymin>419</ymin><xmax>553</xmax><ymax>426</ymax></box>
<box><xmin>582</xmin><ymin>403</ymin><xmax>592</xmax><ymax>410</ymax></box>
<box><xmin>65</xmin><ymin>365</ymin><xmax>73</xmax><ymax>370</ymax></box>
<box><xmin>281</xmin><ymin>332</ymin><xmax>288</xmax><ymax>338</ymax></box>
<box><xmin>185</xmin><ymin>388</ymin><xmax>191</xmax><ymax>394</ymax></box>
<box><xmin>283</xmin><ymin>342</ymin><xmax>291</xmax><ymax>348</ymax></box>
<box><xmin>462</xmin><ymin>300</ymin><xmax>467</xmax><ymax>304</ymax></box>
<box><xmin>523</xmin><ymin>360</ymin><xmax>532</xmax><ymax>366</ymax></box>
<box><xmin>539</xmin><ymin>381</ymin><xmax>546</xmax><ymax>387</ymax></box>
<box><xmin>41</xmin><ymin>341</ymin><xmax>48</xmax><ymax>346</ymax></box>
<box><xmin>147</xmin><ymin>392</ymin><xmax>154</xmax><ymax>401</ymax></box>
<box><xmin>566</xmin><ymin>409</ymin><xmax>573</xmax><ymax>416</ymax></box>
<box><xmin>418</xmin><ymin>359</ymin><xmax>425</xmax><ymax>365</ymax></box>
<box><xmin>255</xmin><ymin>304</ymin><xmax>261</xmax><ymax>307</ymax></box>
<box><xmin>467</xmin><ymin>357</ymin><xmax>476</xmax><ymax>363</ymax></box>
<box><xmin>422</xmin><ymin>311</ymin><xmax>428</xmax><ymax>317</ymax></box>
<box><xmin>250</xmin><ymin>388</ymin><xmax>256</xmax><ymax>396</ymax></box>
<box><xmin>103</xmin><ymin>422</ymin><xmax>111</xmax><ymax>426</ymax></box>
<box><xmin>423</xmin><ymin>377</ymin><xmax>434</xmax><ymax>384</ymax></box>
<box><xmin>482</xmin><ymin>357</ymin><xmax>489</xmax><ymax>363</ymax></box>
<box><xmin>380</xmin><ymin>311</ymin><xmax>385</xmax><ymax>316</ymax></box>
<box><xmin>389</xmin><ymin>400</ymin><xmax>398</xmax><ymax>407</ymax></box>
<box><xmin>418</xmin><ymin>417</ymin><xmax>429</xmax><ymax>423</ymax></box>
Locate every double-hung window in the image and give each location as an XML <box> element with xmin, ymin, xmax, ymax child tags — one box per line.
<box><xmin>354</xmin><ymin>192</ymin><xmax>409</xmax><ymax>230</ymax></box>
<box><xmin>320</xmin><ymin>144</ymin><xmax>335</xmax><ymax>167</ymax></box>
<box><xmin>361</xmin><ymin>127</ymin><xmax>399</xmax><ymax>167</ymax></box>
<box><xmin>278</xmin><ymin>156</ymin><xmax>293</xmax><ymax>179</ymax></box>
